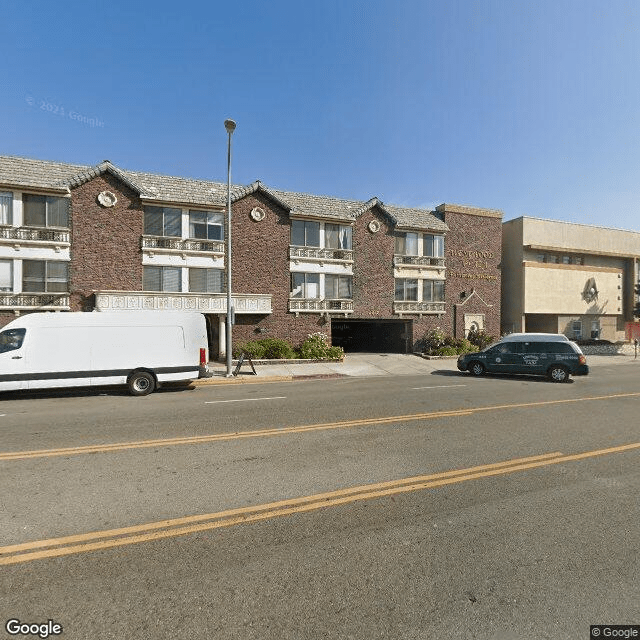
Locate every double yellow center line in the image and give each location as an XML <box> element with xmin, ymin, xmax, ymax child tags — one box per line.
<box><xmin>2</xmin><ymin>441</ymin><xmax>639</xmax><ymax>566</ymax></box>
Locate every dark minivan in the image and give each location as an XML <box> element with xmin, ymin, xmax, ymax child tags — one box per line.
<box><xmin>457</xmin><ymin>333</ymin><xmax>589</xmax><ymax>382</ymax></box>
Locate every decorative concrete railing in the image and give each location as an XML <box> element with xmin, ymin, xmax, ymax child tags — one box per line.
<box><xmin>289</xmin><ymin>246</ymin><xmax>354</xmax><ymax>262</ymax></box>
<box><xmin>393</xmin><ymin>301</ymin><xmax>446</xmax><ymax>315</ymax></box>
<box><xmin>393</xmin><ymin>255</ymin><xmax>445</xmax><ymax>268</ymax></box>
<box><xmin>0</xmin><ymin>226</ymin><xmax>70</xmax><ymax>243</ymax></box>
<box><xmin>94</xmin><ymin>291</ymin><xmax>272</xmax><ymax>314</ymax></box>
<box><xmin>0</xmin><ymin>293</ymin><xmax>70</xmax><ymax>309</ymax></box>
<box><xmin>289</xmin><ymin>298</ymin><xmax>354</xmax><ymax>315</ymax></box>
<box><xmin>141</xmin><ymin>236</ymin><xmax>224</xmax><ymax>254</ymax></box>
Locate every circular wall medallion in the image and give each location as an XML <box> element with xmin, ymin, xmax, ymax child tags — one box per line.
<box><xmin>250</xmin><ymin>207</ymin><xmax>266</xmax><ymax>221</ymax></box>
<box><xmin>368</xmin><ymin>219</ymin><xmax>381</xmax><ymax>233</ymax></box>
<box><xmin>97</xmin><ymin>191</ymin><xmax>118</xmax><ymax>207</ymax></box>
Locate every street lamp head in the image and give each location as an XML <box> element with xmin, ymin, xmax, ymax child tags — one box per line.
<box><xmin>224</xmin><ymin>119</ymin><xmax>236</xmax><ymax>134</ymax></box>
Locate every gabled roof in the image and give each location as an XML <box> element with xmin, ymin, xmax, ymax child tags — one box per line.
<box><xmin>231</xmin><ymin>181</ymin><xmax>293</xmax><ymax>212</ymax></box>
<box><xmin>0</xmin><ymin>155</ymin><xmax>89</xmax><ymax>192</ymax></box>
<box><xmin>384</xmin><ymin>204</ymin><xmax>448</xmax><ymax>233</ymax></box>
<box><xmin>269</xmin><ymin>189</ymin><xmax>365</xmax><ymax>222</ymax></box>
<box><xmin>0</xmin><ymin>155</ymin><xmax>450</xmax><ymax>231</ymax></box>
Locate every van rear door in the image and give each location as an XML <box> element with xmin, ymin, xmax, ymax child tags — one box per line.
<box><xmin>0</xmin><ymin>328</ymin><xmax>27</xmax><ymax>391</ymax></box>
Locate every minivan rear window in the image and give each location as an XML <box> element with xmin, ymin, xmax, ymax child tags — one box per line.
<box><xmin>0</xmin><ymin>328</ymin><xmax>26</xmax><ymax>353</ymax></box>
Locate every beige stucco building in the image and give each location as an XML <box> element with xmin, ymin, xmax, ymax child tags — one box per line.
<box><xmin>502</xmin><ymin>217</ymin><xmax>640</xmax><ymax>342</ymax></box>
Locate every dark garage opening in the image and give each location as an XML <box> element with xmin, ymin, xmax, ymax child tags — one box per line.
<box><xmin>331</xmin><ymin>319</ymin><xmax>412</xmax><ymax>353</ymax></box>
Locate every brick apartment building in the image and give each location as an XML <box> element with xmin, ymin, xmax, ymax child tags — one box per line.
<box><xmin>0</xmin><ymin>155</ymin><xmax>502</xmax><ymax>358</ymax></box>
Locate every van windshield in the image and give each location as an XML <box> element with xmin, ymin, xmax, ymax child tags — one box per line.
<box><xmin>0</xmin><ymin>328</ymin><xmax>26</xmax><ymax>353</ymax></box>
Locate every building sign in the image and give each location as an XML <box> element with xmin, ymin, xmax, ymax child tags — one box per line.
<box><xmin>447</xmin><ymin>249</ymin><xmax>498</xmax><ymax>281</ymax></box>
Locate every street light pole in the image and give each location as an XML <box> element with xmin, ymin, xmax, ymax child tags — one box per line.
<box><xmin>224</xmin><ymin>118</ymin><xmax>236</xmax><ymax>377</ymax></box>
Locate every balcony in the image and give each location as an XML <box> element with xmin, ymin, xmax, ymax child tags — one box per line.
<box><xmin>0</xmin><ymin>293</ymin><xmax>70</xmax><ymax>310</ymax></box>
<box><xmin>289</xmin><ymin>298</ymin><xmax>354</xmax><ymax>316</ymax></box>
<box><xmin>94</xmin><ymin>291</ymin><xmax>272</xmax><ymax>314</ymax></box>
<box><xmin>289</xmin><ymin>246</ymin><xmax>354</xmax><ymax>264</ymax></box>
<box><xmin>393</xmin><ymin>301</ymin><xmax>446</xmax><ymax>316</ymax></box>
<box><xmin>393</xmin><ymin>255</ymin><xmax>445</xmax><ymax>269</ymax></box>
<box><xmin>0</xmin><ymin>226</ymin><xmax>70</xmax><ymax>249</ymax></box>
<box><xmin>141</xmin><ymin>236</ymin><xmax>225</xmax><ymax>256</ymax></box>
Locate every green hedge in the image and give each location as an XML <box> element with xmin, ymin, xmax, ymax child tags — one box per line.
<box><xmin>416</xmin><ymin>327</ymin><xmax>494</xmax><ymax>356</ymax></box>
<box><xmin>234</xmin><ymin>332</ymin><xmax>344</xmax><ymax>360</ymax></box>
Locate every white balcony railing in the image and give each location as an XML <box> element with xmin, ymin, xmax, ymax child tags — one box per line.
<box><xmin>393</xmin><ymin>301</ymin><xmax>446</xmax><ymax>315</ymax></box>
<box><xmin>0</xmin><ymin>293</ymin><xmax>70</xmax><ymax>310</ymax></box>
<box><xmin>0</xmin><ymin>226</ymin><xmax>70</xmax><ymax>244</ymax></box>
<box><xmin>289</xmin><ymin>246</ymin><xmax>354</xmax><ymax>263</ymax></box>
<box><xmin>141</xmin><ymin>236</ymin><xmax>225</xmax><ymax>254</ymax></box>
<box><xmin>393</xmin><ymin>255</ymin><xmax>445</xmax><ymax>268</ymax></box>
<box><xmin>289</xmin><ymin>298</ymin><xmax>354</xmax><ymax>316</ymax></box>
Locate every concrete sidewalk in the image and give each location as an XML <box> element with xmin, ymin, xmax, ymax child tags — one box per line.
<box><xmin>195</xmin><ymin>351</ymin><xmax>639</xmax><ymax>385</ymax></box>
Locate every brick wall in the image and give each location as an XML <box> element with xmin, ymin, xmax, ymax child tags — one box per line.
<box><xmin>228</xmin><ymin>196</ymin><xmax>503</xmax><ymax>350</ymax></box>
<box><xmin>69</xmin><ymin>173</ymin><xmax>143</xmax><ymax>310</ymax></box>
<box><xmin>230</xmin><ymin>192</ymin><xmax>324</xmax><ymax>349</ymax></box>
<box><xmin>352</xmin><ymin>206</ymin><xmax>395</xmax><ymax>317</ymax></box>
<box><xmin>442</xmin><ymin>209</ymin><xmax>502</xmax><ymax>339</ymax></box>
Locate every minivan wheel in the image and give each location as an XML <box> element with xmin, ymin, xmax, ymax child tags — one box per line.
<box><xmin>548</xmin><ymin>365</ymin><xmax>569</xmax><ymax>383</ymax></box>
<box><xmin>128</xmin><ymin>371</ymin><xmax>156</xmax><ymax>396</ymax></box>
<box><xmin>469</xmin><ymin>361</ymin><xmax>485</xmax><ymax>376</ymax></box>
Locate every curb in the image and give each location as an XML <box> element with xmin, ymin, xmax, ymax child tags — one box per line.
<box><xmin>191</xmin><ymin>372</ymin><xmax>347</xmax><ymax>386</ymax></box>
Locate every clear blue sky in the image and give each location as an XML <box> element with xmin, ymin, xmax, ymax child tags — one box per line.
<box><xmin>2</xmin><ymin>0</ymin><xmax>639</xmax><ymax>228</ymax></box>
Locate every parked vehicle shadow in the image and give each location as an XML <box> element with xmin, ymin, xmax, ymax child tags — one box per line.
<box><xmin>430</xmin><ymin>369</ymin><xmax>575</xmax><ymax>384</ymax></box>
<box><xmin>0</xmin><ymin>383</ymin><xmax>195</xmax><ymax>402</ymax></box>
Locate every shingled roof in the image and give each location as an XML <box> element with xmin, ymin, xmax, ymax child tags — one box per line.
<box><xmin>0</xmin><ymin>155</ymin><xmax>451</xmax><ymax>231</ymax></box>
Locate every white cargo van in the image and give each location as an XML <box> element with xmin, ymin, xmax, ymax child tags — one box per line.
<box><xmin>0</xmin><ymin>311</ymin><xmax>209</xmax><ymax>396</ymax></box>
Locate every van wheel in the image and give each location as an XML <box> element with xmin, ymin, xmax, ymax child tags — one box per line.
<box><xmin>548</xmin><ymin>365</ymin><xmax>569</xmax><ymax>383</ymax></box>
<box><xmin>469</xmin><ymin>361</ymin><xmax>485</xmax><ymax>376</ymax></box>
<box><xmin>128</xmin><ymin>371</ymin><xmax>156</xmax><ymax>396</ymax></box>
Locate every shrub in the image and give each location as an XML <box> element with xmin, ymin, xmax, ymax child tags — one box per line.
<box><xmin>436</xmin><ymin>346</ymin><xmax>458</xmax><ymax>356</ymax></box>
<box><xmin>456</xmin><ymin>338</ymin><xmax>479</xmax><ymax>354</ymax></box>
<box><xmin>415</xmin><ymin>327</ymin><xmax>447</xmax><ymax>354</ymax></box>
<box><xmin>234</xmin><ymin>338</ymin><xmax>296</xmax><ymax>359</ymax></box>
<box><xmin>467</xmin><ymin>329</ymin><xmax>495</xmax><ymax>350</ymax></box>
<box><xmin>233</xmin><ymin>340</ymin><xmax>266</xmax><ymax>359</ymax></box>
<box><xmin>260</xmin><ymin>338</ymin><xmax>297</xmax><ymax>359</ymax></box>
<box><xmin>297</xmin><ymin>332</ymin><xmax>344</xmax><ymax>360</ymax></box>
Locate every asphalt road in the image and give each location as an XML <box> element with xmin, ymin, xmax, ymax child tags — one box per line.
<box><xmin>1</xmin><ymin>360</ymin><xmax>639</xmax><ymax>639</ymax></box>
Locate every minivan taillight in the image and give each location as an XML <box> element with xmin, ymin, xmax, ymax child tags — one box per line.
<box><xmin>579</xmin><ymin>355</ymin><xmax>586</xmax><ymax>365</ymax></box>
<box><xmin>200</xmin><ymin>348</ymin><xmax>207</xmax><ymax>366</ymax></box>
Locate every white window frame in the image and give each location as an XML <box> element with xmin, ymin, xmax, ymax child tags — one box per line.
<box><xmin>291</xmin><ymin>272</ymin><xmax>320</xmax><ymax>298</ymax></box>
<box><xmin>188</xmin><ymin>210</ymin><xmax>224</xmax><ymax>241</ymax></box>
<box><xmin>325</xmin><ymin>274</ymin><xmax>353</xmax><ymax>299</ymax></box>
<box><xmin>395</xmin><ymin>278</ymin><xmax>418</xmax><ymax>301</ymax></box>
<box><xmin>0</xmin><ymin>191</ymin><xmax>13</xmax><ymax>226</ymax></box>
<box><xmin>22</xmin><ymin>260</ymin><xmax>69</xmax><ymax>293</ymax></box>
<box><xmin>188</xmin><ymin>267</ymin><xmax>225</xmax><ymax>293</ymax></box>
<box><xmin>143</xmin><ymin>206</ymin><xmax>183</xmax><ymax>238</ymax></box>
<box><xmin>22</xmin><ymin>194</ymin><xmax>69</xmax><ymax>228</ymax></box>
<box><xmin>143</xmin><ymin>265</ymin><xmax>182</xmax><ymax>292</ymax></box>
<box><xmin>423</xmin><ymin>279</ymin><xmax>445</xmax><ymax>302</ymax></box>
<box><xmin>0</xmin><ymin>259</ymin><xmax>13</xmax><ymax>292</ymax></box>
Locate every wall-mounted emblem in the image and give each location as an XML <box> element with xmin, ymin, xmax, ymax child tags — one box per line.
<box><xmin>368</xmin><ymin>220</ymin><xmax>381</xmax><ymax>233</ymax></box>
<box><xmin>97</xmin><ymin>191</ymin><xmax>117</xmax><ymax>208</ymax></box>
<box><xmin>250</xmin><ymin>207</ymin><xmax>266</xmax><ymax>222</ymax></box>
<box><xmin>582</xmin><ymin>277</ymin><xmax>598</xmax><ymax>303</ymax></box>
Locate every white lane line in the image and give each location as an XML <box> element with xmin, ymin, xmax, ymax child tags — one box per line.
<box><xmin>412</xmin><ymin>385</ymin><xmax>467</xmax><ymax>390</ymax></box>
<box><xmin>205</xmin><ymin>396</ymin><xmax>287</xmax><ymax>404</ymax></box>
